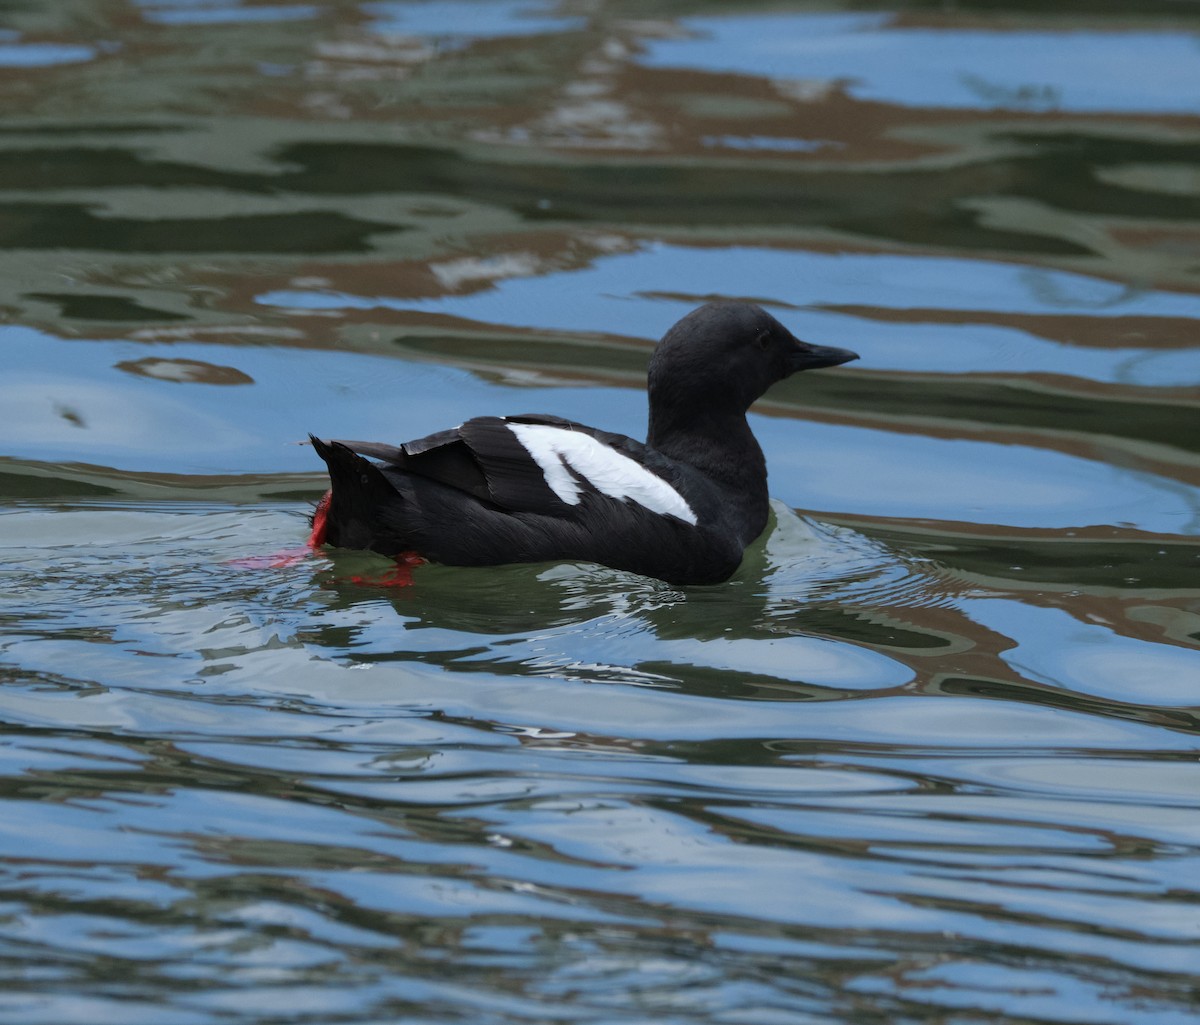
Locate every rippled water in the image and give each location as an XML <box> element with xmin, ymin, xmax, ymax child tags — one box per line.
<box><xmin>1</xmin><ymin>3</ymin><xmax>1198</xmax><ymax>1023</ymax></box>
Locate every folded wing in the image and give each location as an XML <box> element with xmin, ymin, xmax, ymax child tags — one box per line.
<box><xmin>331</xmin><ymin>414</ymin><xmax>695</xmax><ymax>523</ymax></box>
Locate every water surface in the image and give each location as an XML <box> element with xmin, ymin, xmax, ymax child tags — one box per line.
<box><xmin>1</xmin><ymin>3</ymin><xmax>1198</xmax><ymax>1023</ymax></box>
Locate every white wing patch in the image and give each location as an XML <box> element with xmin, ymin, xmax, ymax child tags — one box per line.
<box><xmin>507</xmin><ymin>422</ymin><xmax>698</xmax><ymax>525</ymax></box>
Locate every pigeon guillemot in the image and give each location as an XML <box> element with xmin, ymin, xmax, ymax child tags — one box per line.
<box><xmin>309</xmin><ymin>302</ymin><xmax>857</xmax><ymax>585</ymax></box>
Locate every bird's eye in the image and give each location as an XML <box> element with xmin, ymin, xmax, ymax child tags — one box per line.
<box><xmin>754</xmin><ymin>330</ymin><xmax>770</xmax><ymax>350</ymax></box>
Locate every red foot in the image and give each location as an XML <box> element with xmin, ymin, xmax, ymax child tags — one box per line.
<box><xmin>346</xmin><ymin>551</ymin><xmax>426</xmax><ymax>588</ymax></box>
<box><xmin>228</xmin><ymin>490</ymin><xmax>333</xmax><ymax>570</ymax></box>
<box><xmin>226</xmin><ymin>547</ymin><xmax>312</xmax><ymax>570</ymax></box>
<box><xmin>231</xmin><ymin>492</ymin><xmax>425</xmax><ymax>588</ymax></box>
<box><xmin>308</xmin><ymin>490</ymin><xmax>332</xmax><ymax>548</ymax></box>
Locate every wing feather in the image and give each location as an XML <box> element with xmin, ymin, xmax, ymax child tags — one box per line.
<box><xmin>333</xmin><ymin>414</ymin><xmax>687</xmax><ymax>520</ymax></box>
<box><xmin>459</xmin><ymin>417</ymin><xmax>574</xmax><ymax>512</ymax></box>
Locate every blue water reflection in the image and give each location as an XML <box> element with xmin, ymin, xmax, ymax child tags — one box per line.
<box><xmin>5</xmin><ymin>325</ymin><xmax>1198</xmax><ymax>532</ymax></box>
<box><xmin>964</xmin><ymin>598</ymin><xmax>1200</xmax><ymax>706</ymax></box>
<box><xmin>0</xmin><ymin>40</ymin><xmax>98</xmax><ymax>67</ymax></box>
<box><xmin>639</xmin><ymin>12</ymin><xmax>1200</xmax><ymax>114</ymax></box>
<box><xmin>768</xmin><ymin>423</ymin><xmax>1200</xmax><ymax>532</ymax></box>
<box><xmin>849</xmin><ymin>962</ymin><xmax>1200</xmax><ymax>1024</ymax></box>
<box><xmin>134</xmin><ymin>0</ymin><xmax>320</xmax><ymax>25</ymax></box>
<box><xmin>0</xmin><ymin>325</ymin><xmax>643</xmax><ymax>475</ymax></box>
<box><xmin>259</xmin><ymin>244</ymin><xmax>1200</xmax><ymax>386</ymax></box>
<box><xmin>364</xmin><ymin>1</ymin><xmax>585</xmax><ymax>40</ymax></box>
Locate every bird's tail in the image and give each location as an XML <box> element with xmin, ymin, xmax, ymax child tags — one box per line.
<box><xmin>309</xmin><ymin>435</ymin><xmax>402</xmax><ymax>551</ymax></box>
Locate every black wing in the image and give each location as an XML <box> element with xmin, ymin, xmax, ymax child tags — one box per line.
<box><xmin>331</xmin><ymin>414</ymin><xmax>646</xmax><ymax>515</ymax></box>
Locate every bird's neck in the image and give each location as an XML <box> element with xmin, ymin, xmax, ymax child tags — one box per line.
<box><xmin>648</xmin><ymin>406</ymin><xmax>767</xmax><ymax>495</ymax></box>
